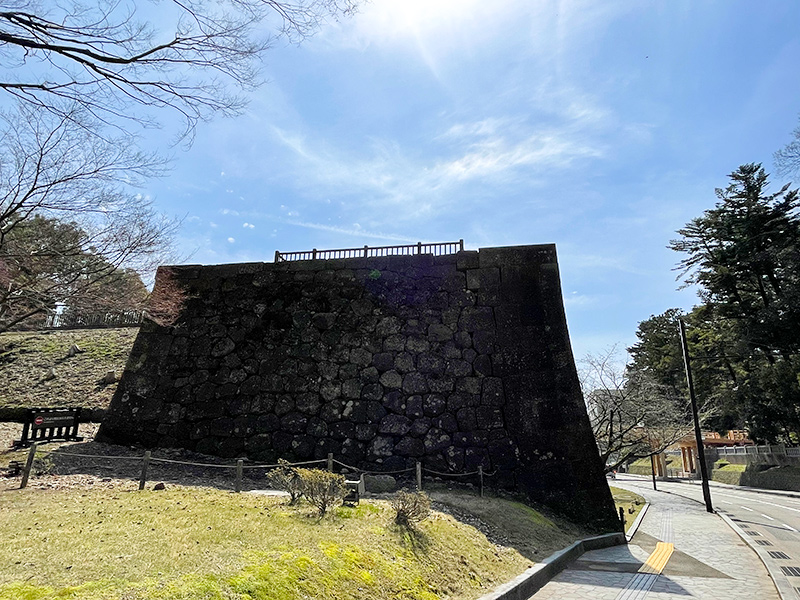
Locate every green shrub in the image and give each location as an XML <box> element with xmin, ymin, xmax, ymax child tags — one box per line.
<box><xmin>266</xmin><ymin>460</ymin><xmax>304</xmax><ymax>504</ymax></box>
<box><xmin>296</xmin><ymin>468</ymin><xmax>347</xmax><ymax>517</ymax></box>
<box><xmin>391</xmin><ymin>490</ymin><xmax>431</xmax><ymax>528</ymax></box>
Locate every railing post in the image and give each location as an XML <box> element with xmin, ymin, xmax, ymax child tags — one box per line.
<box><xmin>312</xmin><ymin>248</ymin><xmax>317</xmax><ymax>260</ymax></box>
<box><xmin>235</xmin><ymin>459</ymin><xmax>243</xmax><ymax>493</ymax></box>
<box><xmin>327</xmin><ymin>453</ymin><xmax>334</xmax><ymax>472</ymax></box>
<box><xmin>139</xmin><ymin>450</ymin><xmax>151</xmax><ymax>490</ymax></box>
<box><xmin>459</xmin><ymin>239</ymin><xmax>464</xmax><ymax>251</ymax></box>
<box><xmin>417</xmin><ymin>242</ymin><xmax>422</xmax><ymax>255</ymax></box>
<box><xmin>274</xmin><ymin>250</ymin><xmax>280</xmax><ymax>263</ymax></box>
<box><xmin>363</xmin><ymin>245</ymin><xmax>369</xmax><ymax>257</ymax></box>
<box><xmin>20</xmin><ymin>443</ymin><xmax>37</xmax><ymax>489</ymax></box>
<box><xmin>416</xmin><ymin>461</ymin><xmax>422</xmax><ymax>491</ymax></box>
<box><xmin>478</xmin><ymin>466</ymin><xmax>484</xmax><ymax>498</ymax></box>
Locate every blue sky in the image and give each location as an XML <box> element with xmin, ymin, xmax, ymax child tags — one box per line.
<box><xmin>142</xmin><ymin>0</ymin><xmax>800</xmax><ymax>362</ymax></box>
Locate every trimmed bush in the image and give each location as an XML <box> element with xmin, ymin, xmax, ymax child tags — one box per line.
<box><xmin>266</xmin><ymin>459</ymin><xmax>304</xmax><ymax>504</ymax></box>
<box><xmin>392</xmin><ymin>490</ymin><xmax>431</xmax><ymax>528</ymax></box>
<box><xmin>296</xmin><ymin>468</ymin><xmax>347</xmax><ymax>517</ymax></box>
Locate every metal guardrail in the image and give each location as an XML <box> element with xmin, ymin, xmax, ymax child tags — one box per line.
<box><xmin>715</xmin><ymin>444</ymin><xmax>800</xmax><ymax>457</ymax></box>
<box><xmin>275</xmin><ymin>240</ymin><xmax>464</xmax><ymax>263</ymax></box>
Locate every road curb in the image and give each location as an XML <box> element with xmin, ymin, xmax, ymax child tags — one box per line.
<box><xmin>626</xmin><ymin>502</ymin><xmax>649</xmax><ymax>542</ymax></box>
<box><xmin>717</xmin><ymin>511</ymin><xmax>794</xmax><ymax>600</ymax></box>
<box><xmin>477</xmin><ymin>531</ymin><xmax>626</xmax><ymax>600</ymax></box>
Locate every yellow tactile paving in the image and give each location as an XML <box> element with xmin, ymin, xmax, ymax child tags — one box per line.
<box><xmin>638</xmin><ymin>542</ymin><xmax>674</xmax><ymax>575</ymax></box>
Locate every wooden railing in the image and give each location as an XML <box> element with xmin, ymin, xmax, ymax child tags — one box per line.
<box><xmin>274</xmin><ymin>240</ymin><xmax>464</xmax><ymax>263</ymax></box>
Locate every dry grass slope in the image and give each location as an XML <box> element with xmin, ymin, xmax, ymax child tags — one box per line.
<box><xmin>0</xmin><ymin>328</ymin><xmax>137</xmax><ymax>409</ymax></box>
<box><xmin>0</xmin><ymin>485</ymin><xmax>535</xmax><ymax>600</ymax></box>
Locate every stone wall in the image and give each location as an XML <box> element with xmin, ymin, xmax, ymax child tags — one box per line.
<box><xmin>97</xmin><ymin>244</ymin><xmax>618</xmax><ymax>529</ymax></box>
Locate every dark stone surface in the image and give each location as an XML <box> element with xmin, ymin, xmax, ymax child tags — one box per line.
<box><xmin>97</xmin><ymin>245</ymin><xmax>618</xmax><ymax>530</ymax></box>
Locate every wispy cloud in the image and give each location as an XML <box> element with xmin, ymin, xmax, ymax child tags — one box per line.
<box><xmin>268</xmin><ymin>107</ymin><xmax>607</xmax><ymax>225</ymax></box>
<box><xmin>229</xmin><ymin>211</ymin><xmax>434</xmax><ymax>244</ymax></box>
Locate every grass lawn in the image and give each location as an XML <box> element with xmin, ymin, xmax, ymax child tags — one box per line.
<box><xmin>609</xmin><ymin>486</ymin><xmax>645</xmax><ymax>533</ymax></box>
<box><xmin>0</xmin><ymin>485</ymin><xmax>534</xmax><ymax>600</ymax></box>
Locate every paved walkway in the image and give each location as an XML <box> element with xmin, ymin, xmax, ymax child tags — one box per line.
<box><xmin>530</xmin><ymin>475</ymin><xmax>780</xmax><ymax>599</ymax></box>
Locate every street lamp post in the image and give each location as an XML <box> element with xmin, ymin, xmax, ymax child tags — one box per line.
<box><xmin>679</xmin><ymin>318</ymin><xmax>714</xmax><ymax>513</ymax></box>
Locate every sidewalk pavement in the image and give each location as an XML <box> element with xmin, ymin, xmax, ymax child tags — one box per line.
<box><xmin>529</xmin><ymin>475</ymin><xmax>779</xmax><ymax>600</ymax></box>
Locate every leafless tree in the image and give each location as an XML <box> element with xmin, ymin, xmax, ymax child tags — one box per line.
<box><xmin>0</xmin><ymin>103</ymin><xmax>179</xmax><ymax>332</ymax></box>
<box><xmin>0</xmin><ymin>0</ymin><xmax>361</xmax><ymax>331</ymax></box>
<box><xmin>775</xmin><ymin>117</ymin><xmax>800</xmax><ymax>178</ymax></box>
<box><xmin>580</xmin><ymin>346</ymin><xmax>712</xmax><ymax>473</ymax></box>
<box><xmin>0</xmin><ymin>0</ymin><xmax>360</xmax><ymax>139</ymax></box>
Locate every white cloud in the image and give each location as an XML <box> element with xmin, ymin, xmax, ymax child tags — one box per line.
<box><xmin>275</xmin><ymin>218</ymin><xmax>427</xmax><ymax>243</ymax></box>
<box><xmin>209</xmin><ymin>221</ymin><xmax>218</xmax><ymax>228</ymax></box>
<box><xmin>267</xmin><ymin>104</ymin><xmax>607</xmax><ymax>225</ymax></box>
<box><xmin>243</xmin><ymin>222</ymin><xmax>255</xmax><ymax>229</ymax></box>
<box><xmin>220</xmin><ymin>208</ymin><xmax>240</xmax><ymax>216</ymax></box>
<box><xmin>227</xmin><ymin>237</ymin><xmax>235</xmax><ymax>243</ymax></box>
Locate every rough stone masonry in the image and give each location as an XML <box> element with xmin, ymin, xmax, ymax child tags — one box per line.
<box><xmin>97</xmin><ymin>244</ymin><xmax>619</xmax><ymax>529</ymax></box>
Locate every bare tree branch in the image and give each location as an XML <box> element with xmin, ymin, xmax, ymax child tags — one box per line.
<box><xmin>0</xmin><ymin>0</ymin><xmax>360</xmax><ymax>139</ymax></box>
<box><xmin>0</xmin><ymin>103</ymin><xmax>179</xmax><ymax>332</ymax></box>
<box><xmin>580</xmin><ymin>345</ymin><xmax>715</xmax><ymax>473</ymax></box>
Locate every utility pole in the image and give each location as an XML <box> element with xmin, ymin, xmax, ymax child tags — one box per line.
<box><xmin>679</xmin><ymin>318</ymin><xmax>714</xmax><ymax>513</ymax></box>
<box><xmin>650</xmin><ymin>454</ymin><xmax>658</xmax><ymax>491</ymax></box>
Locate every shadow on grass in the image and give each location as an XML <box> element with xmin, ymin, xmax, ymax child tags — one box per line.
<box><xmin>392</xmin><ymin>522</ymin><xmax>431</xmax><ymax>555</ymax></box>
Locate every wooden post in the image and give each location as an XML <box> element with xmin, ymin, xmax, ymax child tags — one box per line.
<box><xmin>139</xmin><ymin>451</ymin><xmax>151</xmax><ymax>490</ymax></box>
<box><xmin>459</xmin><ymin>239</ymin><xmax>464</xmax><ymax>251</ymax></box>
<box><xmin>478</xmin><ymin>466</ymin><xmax>484</xmax><ymax>498</ymax></box>
<box><xmin>274</xmin><ymin>250</ymin><xmax>280</xmax><ymax>263</ymax></box>
<box><xmin>327</xmin><ymin>453</ymin><xmax>334</xmax><ymax>472</ymax></box>
<box><xmin>416</xmin><ymin>461</ymin><xmax>422</xmax><ymax>491</ymax></box>
<box><xmin>235</xmin><ymin>459</ymin><xmax>243</xmax><ymax>493</ymax></box>
<box><xmin>312</xmin><ymin>248</ymin><xmax>317</xmax><ymax>260</ymax></box>
<box><xmin>20</xmin><ymin>443</ymin><xmax>37</xmax><ymax>489</ymax></box>
<box><xmin>417</xmin><ymin>242</ymin><xmax>422</xmax><ymax>255</ymax></box>
<box><xmin>619</xmin><ymin>506</ymin><xmax>626</xmax><ymax>530</ymax></box>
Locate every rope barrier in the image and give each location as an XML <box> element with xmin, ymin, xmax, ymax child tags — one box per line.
<box><xmin>242</xmin><ymin>459</ymin><xmax>327</xmax><ymax>470</ymax></box>
<box><xmin>46</xmin><ymin>451</ymin><xmax>144</xmax><ymax>461</ymax></box>
<box><xmin>148</xmin><ymin>457</ymin><xmax>235</xmax><ymax>468</ymax></box>
<box><xmin>362</xmin><ymin>467</ymin><xmax>416</xmax><ymax>475</ymax></box>
<box><xmin>22</xmin><ymin>447</ymin><xmax>496</xmax><ymax>489</ymax></box>
<box><xmin>423</xmin><ymin>467</ymin><xmax>481</xmax><ymax>477</ymax></box>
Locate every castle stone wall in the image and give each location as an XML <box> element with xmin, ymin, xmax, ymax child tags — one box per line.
<box><xmin>97</xmin><ymin>244</ymin><xmax>618</xmax><ymax>529</ymax></box>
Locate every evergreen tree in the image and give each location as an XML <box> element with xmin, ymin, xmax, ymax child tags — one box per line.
<box><xmin>658</xmin><ymin>164</ymin><xmax>800</xmax><ymax>441</ymax></box>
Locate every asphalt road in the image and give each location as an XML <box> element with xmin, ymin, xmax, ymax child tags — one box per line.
<box><xmin>617</xmin><ymin>474</ymin><xmax>800</xmax><ymax>599</ymax></box>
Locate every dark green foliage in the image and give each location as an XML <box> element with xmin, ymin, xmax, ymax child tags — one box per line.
<box><xmin>636</xmin><ymin>164</ymin><xmax>800</xmax><ymax>442</ymax></box>
<box><xmin>670</xmin><ymin>163</ymin><xmax>800</xmax><ymax>358</ymax></box>
<box><xmin>0</xmin><ymin>215</ymin><xmax>150</xmax><ymax>331</ymax></box>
